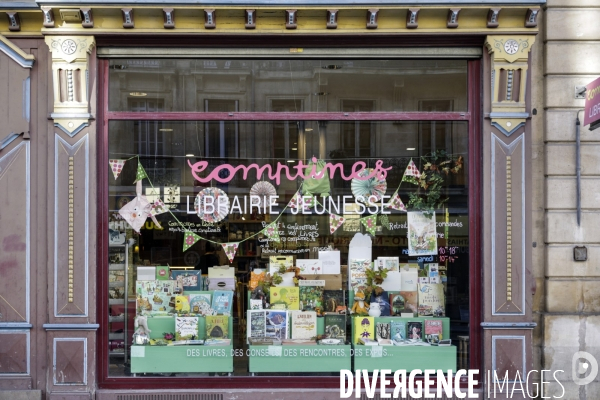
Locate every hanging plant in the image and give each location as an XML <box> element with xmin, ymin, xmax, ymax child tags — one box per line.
<box><xmin>364</xmin><ymin>266</ymin><xmax>388</xmax><ymax>300</ymax></box>
<box><xmin>406</xmin><ymin>151</ymin><xmax>463</xmax><ymax>214</ymax></box>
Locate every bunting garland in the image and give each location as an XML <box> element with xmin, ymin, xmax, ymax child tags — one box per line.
<box><xmin>360</xmin><ymin>214</ymin><xmax>378</xmax><ymax>236</ymax></box>
<box><xmin>262</xmin><ymin>222</ymin><xmax>281</xmax><ymax>243</ymax></box>
<box><xmin>221</xmin><ymin>242</ymin><xmax>240</xmax><ymax>263</ymax></box>
<box><xmin>402</xmin><ymin>159</ymin><xmax>421</xmax><ymax>180</ymax></box>
<box><xmin>329</xmin><ymin>214</ymin><xmax>346</xmax><ymax>234</ymax></box>
<box><xmin>109</xmin><ymin>159</ymin><xmax>126</xmax><ymax>180</ymax></box>
<box><xmin>134</xmin><ymin>160</ymin><xmax>148</xmax><ymax>183</ymax></box>
<box><xmin>183</xmin><ymin>231</ymin><xmax>202</xmax><ymax>252</ymax></box>
<box><xmin>150</xmin><ymin>198</ymin><xmax>169</xmax><ymax>217</ymax></box>
<box><xmin>387</xmin><ymin>193</ymin><xmax>407</xmax><ymax>212</ymax></box>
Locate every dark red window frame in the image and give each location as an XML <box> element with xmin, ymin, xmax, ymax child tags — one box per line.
<box><xmin>97</xmin><ymin>56</ymin><xmax>482</xmax><ymax>390</ymax></box>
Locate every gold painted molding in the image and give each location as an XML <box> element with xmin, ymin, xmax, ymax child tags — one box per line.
<box><xmin>45</xmin><ymin>35</ymin><xmax>95</xmax><ymax>136</ymax></box>
<box><xmin>485</xmin><ymin>34</ymin><xmax>536</xmax><ymax>136</ymax></box>
<box><xmin>0</xmin><ymin>6</ymin><xmax>539</xmax><ymax>36</ymax></box>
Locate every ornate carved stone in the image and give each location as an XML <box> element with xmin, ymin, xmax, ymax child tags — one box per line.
<box><xmin>41</xmin><ymin>7</ymin><xmax>55</xmax><ymax>28</ymax></box>
<box><xmin>44</xmin><ymin>36</ymin><xmax>95</xmax><ymax>136</ymax></box>
<box><xmin>485</xmin><ymin>35</ymin><xmax>536</xmax><ymax>136</ymax></box>
<box><xmin>487</xmin><ymin>8</ymin><xmax>501</xmax><ymax>28</ymax></box>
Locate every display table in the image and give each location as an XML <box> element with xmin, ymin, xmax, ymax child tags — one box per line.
<box><xmin>130</xmin><ymin>315</ymin><xmax>234</xmax><ymax>374</ymax></box>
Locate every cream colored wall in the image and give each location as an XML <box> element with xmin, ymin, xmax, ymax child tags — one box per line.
<box><xmin>543</xmin><ymin>1</ymin><xmax>600</xmax><ymax>397</ymax></box>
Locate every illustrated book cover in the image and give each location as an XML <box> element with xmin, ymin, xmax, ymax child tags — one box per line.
<box><xmin>324</xmin><ymin>314</ymin><xmax>346</xmax><ymax>340</ymax></box>
<box><xmin>349</xmin><ymin>259</ymin><xmax>370</xmax><ymax>294</ymax></box>
<box><xmin>322</xmin><ymin>290</ymin><xmax>345</xmax><ymax>313</ymax></box>
<box><xmin>424</xmin><ymin>319</ymin><xmax>443</xmax><ymax>341</ymax></box>
<box><xmin>205</xmin><ymin>315</ymin><xmax>229</xmax><ymax>339</ymax></box>
<box><xmin>175</xmin><ymin>316</ymin><xmax>199</xmax><ymax>341</ymax></box>
<box><xmin>170</xmin><ymin>270</ymin><xmax>202</xmax><ymax>291</ymax></box>
<box><xmin>188</xmin><ymin>293</ymin><xmax>212</xmax><ymax>314</ymax></box>
<box><xmin>407</xmin><ymin>211</ymin><xmax>438</xmax><ymax>256</ymax></box>
<box><xmin>407</xmin><ymin>321</ymin><xmax>423</xmax><ymax>340</ymax></box>
<box><xmin>156</xmin><ymin>266</ymin><xmax>170</xmax><ymax>280</ymax></box>
<box><xmin>390</xmin><ymin>320</ymin><xmax>406</xmax><ymax>341</ymax></box>
<box><xmin>399</xmin><ymin>291</ymin><xmax>418</xmax><ymax>315</ymax></box>
<box><xmin>290</xmin><ymin>310</ymin><xmax>317</xmax><ymax>340</ymax></box>
<box><xmin>353</xmin><ymin>316</ymin><xmax>374</xmax><ymax>344</ymax></box>
<box><xmin>376</xmin><ymin>322</ymin><xmax>391</xmax><ymax>341</ymax></box>
<box><xmin>370</xmin><ymin>290</ymin><xmax>391</xmax><ymax>316</ymax></box>
<box><xmin>247</xmin><ymin>310</ymin><xmax>266</xmax><ymax>340</ymax></box>
<box><xmin>298</xmin><ymin>280</ymin><xmax>324</xmax><ymax>312</ymax></box>
<box><xmin>417</xmin><ymin>283</ymin><xmax>445</xmax><ymax>317</ymax></box>
<box><xmin>135</xmin><ymin>280</ymin><xmax>177</xmax><ymax>315</ymax></box>
<box><xmin>211</xmin><ymin>290</ymin><xmax>234</xmax><ymax>314</ymax></box>
<box><xmin>265</xmin><ymin>310</ymin><xmax>289</xmax><ymax>340</ymax></box>
<box><xmin>269</xmin><ymin>286</ymin><xmax>300</xmax><ymax>310</ymax></box>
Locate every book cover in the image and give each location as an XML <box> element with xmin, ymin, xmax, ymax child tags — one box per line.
<box><xmin>173</xmin><ymin>295</ymin><xmax>190</xmax><ymax>314</ymax></box>
<box><xmin>265</xmin><ymin>310</ymin><xmax>288</xmax><ymax>340</ymax></box>
<box><xmin>205</xmin><ymin>315</ymin><xmax>229</xmax><ymax>339</ymax></box>
<box><xmin>249</xmin><ymin>299</ymin><xmax>263</xmax><ymax>310</ymax></box>
<box><xmin>290</xmin><ymin>310</ymin><xmax>317</xmax><ymax>340</ymax></box>
<box><xmin>298</xmin><ymin>280</ymin><xmax>325</xmax><ymax>312</ymax></box>
<box><xmin>349</xmin><ymin>259</ymin><xmax>370</xmax><ymax>293</ymax></box>
<box><xmin>211</xmin><ymin>290</ymin><xmax>234</xmax><ymax>314</ymax></box>
<box><xmin>269</xmin><ymin>256</ymin><xmax>294</xmax><ymax>273</ymax></box>
<box><xmin>418</xmin><ymin>283</ymin><xmax>445</xmax><ymax>317</ymax></box>
<box><xmin>407</xmin><ymin>211</ymin><xmax>438</xmax><ymax>256</ymax></box>
<box><xmin>135</xmin><ymin>280</ymin><xmax>177</xmax><ymax>315</ymax></box>
<box><xmin>247</xmin><ymin>310</ymin><xmax>266</xmax><ymax>340</ymax></box>
<box><xmin>324</xmin><ymin>314</ymin><xmax>346</xmax><ymax>340</ymax></box>
<box><xmin>399</xmin><ymin>291</ymin><xmax>418</xmax><ymax>315</ymax></box>
<box><xmin>170</xmin><ymin>270</ymin><xmax>202</xmax><ymax>291</ymax></box>
<box><xmin>390</xmin><ymin>293</ymin><xmax>406</xmax><ymax>316</ymax></box>
<box><xmin>175</xmin><ymin>316</ymin><xmax>199</xmax><ymax>341</ymax></box>
<box><xmin>390</xmin><ymin>320</ymin><xmax>406</xmax><ymax>341</ymax></box>
<box><xmin>156</xmin><ymin>266</ymin><xmax>170</xmax><ymax>280</ymax></box>
<box><xmin>370</xmin><ymin>290</ymin><xmax>391</xmax><ymax>316</ymax></box>
<box><xmin>376</xmin><ymin>322</ymin><xmax>391</xmax><ymax>341</ymax></box>
<box><xmin>322</xmin><ymin>290</ymin><xmax>345</xmax><ymax>313</ymax></box>
<box><xmin>407</xmin><ymin>321</ymin><xmax>423</xmax><ymax>340</ymax></box>
<box><xmin>424</xmin><ymin>319</ymin><xmax>443</xmax><ymax>341</ymax></box>
<box><xmin>353</xmin><ymin>316</ymin><xmax>374</xmax><ymax>344</ymax></box>
<box><xmin>269</xmin><ymin>286</ymin><xmax>300</xmax><ymax>310</ymax></box>
<box><xmin>189</xmin><ymin>293</ymin><xmax>212</xmax><ymax>314</ymax></box>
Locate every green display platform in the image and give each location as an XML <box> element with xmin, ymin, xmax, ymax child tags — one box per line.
<box><xmin>130</xmin><ymin>315</ymin><xmax>234</xmax><ymax>373</ymax></box>
<box><xmin>353</xmin><ymin>345</ymin><xmax>457</xmax><ymax>372</ymax></box>
<box><xmin>248</xmin><ymin>345</ymin><xmax>351</xmax><ymax>373</ymax></box>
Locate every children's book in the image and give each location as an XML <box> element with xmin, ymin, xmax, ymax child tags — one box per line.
<box><xmin>211</xmin><ymin>290</ymin><xmax>234</xmax><ymax>314</ymax></box>
<box><xmin>175</xmin><ymin>316</ymin><xmax>199</xmax><ymax>341</ymax></box>
<box><xmin>324</xmin><ymin>314</ymin><xmax>346</xmax><ymax>340</ymax></box>
<box><xmin>189</xmin><ymin>293</ymin><xmax>212</xmax><ymax>314</ymax></box>
<box><xmin>269</xmin><ymin>286</ymin><xmax>300</xmax><ymax>310</ymax></box>
<box><xmin>376</xmin><ymin>322</ymin><xmax>391</xmax><ymax>341</ymax></box>
<box><xmin>353</xmin><ymin>316</ymin><xmax>374</xmax><ymax>344</ymax></box>
<box><xmin>173</xmin><ymin>295</ymin><xmax>190</xmax><ymax>314</ymax></box>
<box><xmin>322</xmin><ymin>290</ymin><xmax>345</xmax><ymax>314</ymax></box>
<box><xmin>299</xmin><ymin>280</ymin><xmax>324</xmax><ymax>312</ymax></box>
<box><xmin>349</xmin><ymin>259</ymin><xmax>370</xmax><ymax>294</ymax></box>
<box><xmin>205</xmin><ymin>315</ymin><xmax>229</xmax><ymax>339</ymax></box>
<box><xmin>290</xmin><ymin>311</ymin><xmax>317</xmax><ymax>340</ymax></box>
<box><xmin>424</xmin><ymin>319</ymin><xmax>443</xmax><ymax>341</ymax></box>
<box><xmin>249</xmin><ymin>299</ymin><xmax>263</xmax><ymax>310</ymax></box>
<box><xmin>399</xmin><ymin>291</ymin><xmax>418</xmax><ymax>315</ymax></box>
<box><xmin>390</xmin><ymin>320</ymin><xmax>406</xmax><ymax>341</ymax></box>
<box><xmin>265</xmin><ymin>310</ymin><xmax>289</xmax><ymax>340</ymax></box>
<box><xmin>390</xmin><ymin>293</ymin><xmax>406</xmax><ymax>316</ymax></box>
<box><xmin>370</xmin><ymin>291</ymin><xmax>391</xmax><ymax>316</ymax></box>
<box><xmin>170</xmin><ymin>270</ymin><xmax>202</xmax><ymax>291</ymax></box>
<box><xmin>407</xmin><ymin>321</ymin><xmax>423</xmax><ymax>340</ymax></box>
<box><xmin>247</xmin><ymin>310</ymin><xmax>266</xmax><ymax>340</ymax></box>
<box><xmin>407</xmin><ymin>211</ymin><xmax>438</xmax><ymax>256</ymax></box>
<box><xmin>135</xmin><ymin>280</ymin><xmax>177</xmax><ymax>315</ymax></box>
<box><xmin>418</xmin><ymin>283</ymin><xmax>445</xmax><ymax>317</ymax></box>
<box><xmin>156</xmin><ymin>266</ymin><xmax>170</xmax><ymax>280</ymax></box>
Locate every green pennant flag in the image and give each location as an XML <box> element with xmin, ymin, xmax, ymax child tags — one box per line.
<box><xmin>183</xmin><ymin>230</ymin><xmax>202</xmax><ymax>252</ymax></box>
<box><xmin>134</xmin><ymin>160</ymin><xmax>148</xmax><ymax>183</ymax></box>
<box><xmin>263</xmin><ymin>222</ymin><xmax>280</xmax><ymax>243</ymax></box>
<box><xmin>360</xmin><ymin>215</ymin><xmax>378</xmax><ymax>236</ymax></box>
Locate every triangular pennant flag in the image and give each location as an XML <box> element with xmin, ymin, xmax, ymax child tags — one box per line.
<box><xmin>403</xmin><ymin>159</ymin><xmax>421</xmax><ymax>179</ymax></box>
<box><xmin>263</xmin><ymin>222</ymin><xmax>280</xmax><ymax>243</ymax></box>
<box><xmin>387</xmin><ymin>193</ymin><xmax>407</xmax><ymax>212</ymax></box>
<box><xmin>379</xmin><ymin>214</ymin><xmax>390</xmax><ymax>230</ymax></box>
<box><xmin>360</xmin><ymin>215</ymin><xmax>378</xmax><ymax>236</ymax></box>
<box><xmin>329</xmin><ymin>213</ymin><xmax>346</xmax><ymax>234</ymax></box>
<box><xmin>183</xmin><ymin>231</ymin><xmax>201</xmax><ymax>252</ymax></box>
<box><xmin>221</xmin><ymin>242</ymin><xmax>239</xmax><ymax>263</ymax></box>
<box><xmin>149</xmin><ymin>198</ymin><xmax>169</xmax><ymax>216</ymax></box>
<box><xmin>288</xmin><ymin>191</ymin><xmax>302</xmax><ymax>210</ymax></box>
<box><xmin>134</xmin><ymin>160</ymin><xmax>148</xmax><ymax>183</ymax></box>
<box><xmin>109</xmin><ymin>159</ymin><xmax>126</xmax><ymax>180</ymax></box>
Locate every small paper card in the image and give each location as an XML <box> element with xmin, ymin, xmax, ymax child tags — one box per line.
<box><xmin>297</xmin><ymin>259</ymin><xmax>323</xmax><ymax>275</ymax></box>
<box><xmin>318</xmin><ymin>250</ymin><xmax>341</xmax><ymax>274</ymax></box>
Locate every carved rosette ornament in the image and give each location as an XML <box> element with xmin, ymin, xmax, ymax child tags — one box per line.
<box><xmin>484</xmin><ymin>35</ymin><xmax>535</xmax><ymax>137</ymax></box>
<box><xmin>44</xmin><ymin>36</ymin><xmax>95</xmax><ymax>137</ymax></box>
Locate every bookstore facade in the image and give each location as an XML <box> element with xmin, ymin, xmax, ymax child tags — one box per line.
<box><xmin>0</xmin><ymin>1</ymin><xmax>542</xmax><ymax>398</ymax></box>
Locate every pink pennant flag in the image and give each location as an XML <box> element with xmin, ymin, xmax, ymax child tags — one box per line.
<box><xmin>288</xmin><ymin>191</ymin><xmax>302</xmax><ymax>210</ymax></box>
<box><xmin>387</xmin><ymin>193</ymin><xmax>407</xmax><ymax>212</ymax></box>
<box><xmin>150</xmin><ymin>198</ymin><xmax>169</xmax><ymax>217</ymax></box>
<box><xmin>221</xmin><ymin>242</ymin><xmax>239</xmax><ymax>263</ymax></box>
<box><xmin>329</xmin><ymin>214</ymin><xmax>346</xmax><ymax>234</ymax></box>
<box><xmin>109</xmin><ymin>159</ymin><xmax>126</xmax><ymax>180</ymax></box>
<box><xmin>404</xmin><ymin>159</ymin><xmax>421</xmax><ymax>179</ymax></box>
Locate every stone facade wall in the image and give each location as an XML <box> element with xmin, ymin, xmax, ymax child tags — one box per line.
<box><xmin>543</xmin><ymin>1</ymin><xmax>600</xmax><ymax>398</ymax></box>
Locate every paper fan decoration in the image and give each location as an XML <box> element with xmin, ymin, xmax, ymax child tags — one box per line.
<box><xmin>250</xmin><ymin>181</ymin><xmax>277</xmax><ymax>207</ymax></box>
<box><xmin>221</xmin><ymin>242</ymin><xmax>239</xmax><ymax>263</ymax></box>
<box><xmin>351</xmin><ymin>168</ymin><xmax>387</xmax><ymax>204</ymax></box>
<box><xmin>109</xmin><ymin>159</ymin><xmax>126</xmax><ymax>180</ymax></box>
<box><xmin>194</xmin><ymin>187</ymin><xmax>230</xmax><ymax>223</ymax></box>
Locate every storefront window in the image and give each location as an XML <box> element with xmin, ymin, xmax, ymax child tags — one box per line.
<box><xmin>102</xmin><ymin>57</ymin><xmax>474</xmax><ymax>384</ymax></box>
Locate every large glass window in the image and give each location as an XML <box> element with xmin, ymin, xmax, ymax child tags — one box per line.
<box><xmin>101</xmin><ymin>57</ymin><xmax>476</xmax><ymax>387</ymax></box>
